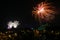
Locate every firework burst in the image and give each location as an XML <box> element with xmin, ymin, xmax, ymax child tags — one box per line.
<box><xmin>32</xmin><ymin>2</ymin><xmax>56</xmax><ymax>22</ymax></box>
<box><xmin>7</xmin><ymin>21</ymin><xmax>19</xmax><ymax>29</ymax></box>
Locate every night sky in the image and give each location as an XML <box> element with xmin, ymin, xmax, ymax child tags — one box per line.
<box><xmin>0</xmin><ymin>0</ymin><xmax>60</xmax><ymax>29</ymax></box>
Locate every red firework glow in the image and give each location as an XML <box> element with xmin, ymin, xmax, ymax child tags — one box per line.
<box><xmin>32</xmin><ymin>2</ymin><xmax>56</xmax><ymax>22</ymax></box>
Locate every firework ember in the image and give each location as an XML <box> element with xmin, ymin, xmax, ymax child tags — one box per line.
<box><xmin>32</xmin><ymin>2</ymin><xmax>56</xmax><ymax>22</ymax></box>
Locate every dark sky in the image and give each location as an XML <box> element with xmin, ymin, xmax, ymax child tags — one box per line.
<box><xmin>0</xmin><ymin>0</ymin><xmax>60</xmax><ymax>29</ymax></box>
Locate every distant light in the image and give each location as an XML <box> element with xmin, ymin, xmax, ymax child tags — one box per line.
<box><xmin>8</xmin><ymin>35</ymin><xmax>11</xmax><ymax>38</ymax></box>
<box><xmin>31</xmin><ymin>28</ymin><xmax>33</xmax><ymax>30</ymax></box>
<box><xmin>7</xmin><ymin>21</ymin><xmax>19</xmax><ymax>29</ymax></box>
<box><xmin>14</xmin><ymin>33</ymin><xmax>17</xmax><ymax>36</ymax></box>
<box><xmin>51</xmin><ymin>30</ymin><xmax>54</xmax><ymax>33</ymax></box>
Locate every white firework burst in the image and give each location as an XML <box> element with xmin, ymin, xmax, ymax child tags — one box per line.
<box><xmin>7</xmin><ymin>21</ymin><xmax>19</xmax><ymax>29</ymax></box>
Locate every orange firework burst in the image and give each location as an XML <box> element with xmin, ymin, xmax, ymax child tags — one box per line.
<box><xmin>32</xmin><ymin>2</ymin><xmax>56</xmax><ymax>22</ymax></box>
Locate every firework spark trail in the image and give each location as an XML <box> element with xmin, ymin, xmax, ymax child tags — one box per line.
<box><xmin>32</xmin><ymin>2</ymin><xmax>56</xmax><ymax>22</ymax></box>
